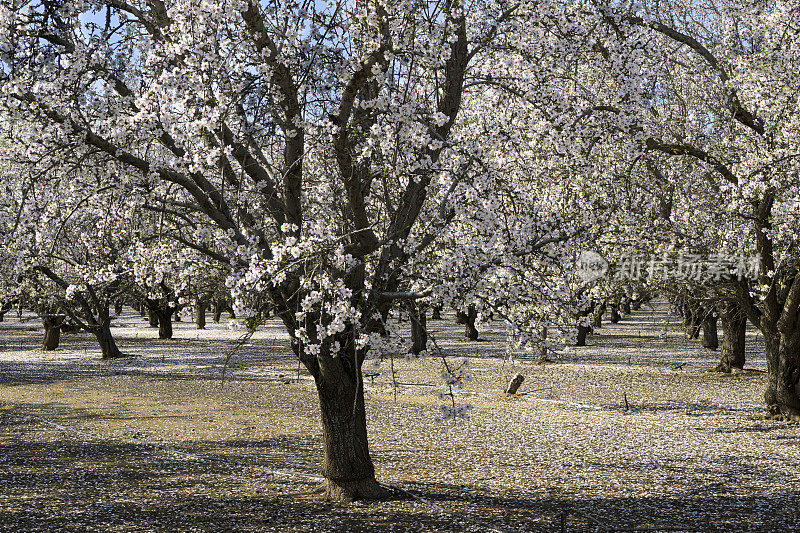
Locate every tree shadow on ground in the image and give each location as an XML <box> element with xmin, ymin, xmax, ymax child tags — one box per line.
<box><xmin>399</xmin><ymin>479</ymin><xmax>800</xmax><ymax>532</ymax></box>
<box><xmin>3</xmin><ymin>413</ymin><xmax>800</xmax><ymax>532</ymax></box>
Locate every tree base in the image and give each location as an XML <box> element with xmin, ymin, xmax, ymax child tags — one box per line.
<box><xmin>765</xmin><ymin>405</ymin><xmax>800</xmax><ymax>422</ymax></box>
<box><xmin>102</xmin><ymin>351</ymin><xmax>135</xmax><ymax>360</ymax></box>
<box><xmin>322</xmin><ymin>477</ymin><xmax>393</xmax><ymax>502</ymax></box>
<box><xmin>714</xmin><ymin>363</ymin><xmax>743</xmax><ymax>374</ymax></box>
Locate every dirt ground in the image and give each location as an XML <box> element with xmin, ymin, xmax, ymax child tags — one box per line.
<box><xmin>1</xmin><ymin>302</ymin><xmax>799</xmax><ymax>532</ymax></box>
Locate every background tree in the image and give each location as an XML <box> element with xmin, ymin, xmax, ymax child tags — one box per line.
<box><xmin>516</xmin><ymin>0</ymin><xmax>800</xmax><ymax>416</ymax></box>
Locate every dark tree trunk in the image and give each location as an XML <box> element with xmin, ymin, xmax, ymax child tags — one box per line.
<box><xmin>621</xmin><ymin>297</ymin><xmax>632</xmax><ymax>315</ymax></box>
<box><xmin>505</xmin><ymin>373</ymin><xmax>525</xmax><ymax>394</ymax></box>
<box><xmin>148</xmin><ymin>308</ymin><xmax>159</xmax><ymax>327</ymax></box>
<box><xmin>680</xmin><ymin>301</ymin><xmax>692</xmax><ymax>326</ymax></box>
<box><xmin>409</xmin><ymin>304</ymin><xmax>427</xmax><ymax>355</ymax></box>
<box><xmin>701</xmin><ymin>312</ymin><xmax>719</xmax><ymax>351</ymax></box>
<box><xmin>195</xmin><ymin>299</ymin><xmax>207</xmax><ymax>330</ymax></box>
<box><xmin>576</xmin><ymin>300</ymin><xmax>595</xmax><ymax>346</ymax></box>
<box><xmin>173</xmin><ymin>309</ymin><xmax>181</xmax><ymax>322</ymax></box>
<box><xmin>94</xmin><ymin>320</ymin><xmax>123</xmax><ymax>359</ymax></box>
<box><xmin>157</xmin><ymin>308</ymin><xmax>173</xmax><ymax>339</ymax></box>
<box><xmin>576</xmin><ymin>324</ymin><xmax>589</xmax><ymax>346</ymax></box>
<box><xmin>538</xmin><ymin>326</ymin><xmax>549</xmax><ymax>363</ymax></box>
<box><xmin>686</xmin><ymin>304</ymin><xmax>702</xmax><ymax>339</ymax></box>
<box><xmin>42</xmin><ymin>315</ymin><xmax>63</xmax><ymax>351</ymax></box>
<box><xmin>610</xmin><ymin>303</ymin><xmax>621</xmax><ymax>323</ymax></box>
<box><xmin>0</xmin><ymin>299</ymin><xmax>19</xmax><ymax>322</ymax></box>
<box><xmin>431</xmin><ymin>304</ymin><xmax>442</xmax><ymax>320</ymax></box>
<box><xmin>631</xmin><ymin>298</ymin><xmax>641</xmax><ymax>311</ymax></box>
<box><xmin>213</xmin><ymin>300</ymin><xmax>223</xmax><ymax>322</ymax></box>
<box><xmin>717</xmin><ymin>303</ymin><xmax>746</xmax><ymax>372</ymax></box>
<box><xmin>314</xmin><ymin>341</ymin><xmax>385</xmax><ymax>502</ymax></box>
<box><xmin>764</xmin><ymin>330</ymin><xmax>800</xmax><ymax>419</ymax></box>
<box><xmin>738</xmin><ymin>192</ymin><xmax>800</xmax><ymax>419</ymax></box>
<box><xmin>114</xmin><ymin>301</ymin><xmax>123</xmax><ymax>315</ymax></box>
<box><xmin>457</xmin><ymin>305</ymin><xmax>479</xmax><ymax>340</ymax></box>
<box><xmin>592</xmin><ymin>300</ymin><xmax>606</xmax><ymax>329</ymax></box>
<box><xmin>145</xmin><ymin>298</ymin><xmax>174</xmax><ymax>339</ymax></box>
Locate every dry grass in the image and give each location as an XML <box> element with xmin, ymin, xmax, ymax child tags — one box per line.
<box><xmin>1</xmin><ymin>302</ymin><xmax>799</xmax><ymax>531</ymax></box>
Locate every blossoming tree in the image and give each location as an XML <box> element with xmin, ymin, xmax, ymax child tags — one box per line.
<box><xmin>521</xmin><ymin>0</ymin><xmax>800</xmax><ymax>417</ymax></box>
<box><xmin>0</xmin><ymin>0</ymin><xmax>588</xmax><ymax>499</ymax></box>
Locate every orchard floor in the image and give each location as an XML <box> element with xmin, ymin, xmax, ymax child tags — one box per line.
<box><xmin>1</xmin><ymin>302</ymin><xmax>799</xmax><ymax>532</ymax></box>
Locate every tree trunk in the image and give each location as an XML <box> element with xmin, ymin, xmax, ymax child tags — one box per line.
<box><xmin>686</xmin><ymin>304</ymin><xmax>702</xmax><ymax>339</ymax></box>
<box><xmin>701</xmin><ymin>312</ymin><xmax>719</xmax><ymax>351</ymax></box>
<box><xmin>409</xmin><ymin>304</ymin><xmax>427</xmax><ymax>355</ymax></box>
<box><xmin>431</xmin><ymin>304</ymin><xmax>442</xmax><ymax>320</ymax></box>
<box><xmin>576</xmin><ymin>324</ymin><xmax>589</xmax><ymax>346</ymax></box>
<box><xmin>173</xmin><ymin>308</ymin><xmax>182</xmax><ymax>322</ymax></box>
<box><xmin>94</xmin><ymin>320</ymin><xmax>123</xmax><ymax>359</ymax></box>
<box><xmin>457</xmin><ymin>305</ymin><xmax>479</xmax><ymax>340</ymax></box>
<box><xmin>717</xmin><ymin>303</ymin><xmax>746</xmax><ymax>373</ymax></box>
<box><xmin>610</xmin><ymin>303</ymin><xmax>621</xmax><ymax>323</ymax></box>
<box><xmin>213</xmin><ymin>300</ymin><xmax>223</xmax><ymax>322</ymax></box>
<box><xmin>575</xmin><ymin>300</ymin><xmax>594</xmax><ymax>346</ymax></box>
<box><xmin>621</xmin><ymin>297</ymin><xmax>632</xmax><ymax>315</ymax></box>
<box><xmin>505</xmin><ymin>373</ymin><xmax>525</xmax><ymax>394</ymax></box>
<box><xmin>42</xmin><ymin>315</ymin><xmax>63</xmax><ymax>351</ymax></box>
<box><xmin>195</xmin><ymin>299</ymin><xmax>207</xmax><ymax>330</ymax></box>
<box><xmin>114</xmin><ymin>301</ymin><xmax>123</xmax><ymax>315</ymax></box>
<box><xmin>592</xmin><ymin>300</ymin><xmax>606</xmax><ymax>329</ymax></box>
<box><xmin>538</xmin><ymin>326</ymin><xmax>549</xmax><ymax>363</ymax></box>
<box><xmin>157</xmin><ymin>308</ymin><xmax>173</xmax><ymax>339</ymax></box>
<box><xmin>680</xmin><ymin>301</ymin><xmax>692</xmax><ymax>326</ymax></box>
<box><xmin>148</xmin><ymin>308</ymin><xmax>159</xmax><ymax>327</ymax></box>
<box><xmin>764</xmin><ymin>330</ymin><xmax>800</xmax><ymax>419</ymax></box>
<box><xmin>0</xmin><ymin>299</ymin><xmax>19</xmax><ymax>322</ymax></box>
<box><xmin>315</xmin><ymin>353</ymin><xmax>385</xmax><ymax>502</ymax></box>
<box><xmin>631</xmin><ymin>298</ymin><xmax>641</xmax><ymax>311</ymax></box>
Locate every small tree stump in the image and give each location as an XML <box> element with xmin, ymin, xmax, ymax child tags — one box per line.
<box><xmin>505</xmin><ymin>373</ymin><xmax>525</xmax><ymax>395</ymax></box>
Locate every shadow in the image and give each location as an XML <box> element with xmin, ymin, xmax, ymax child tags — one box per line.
<box><xmin>0</xmin><ymin>310</ymin><xmax>305</xmax><ymax>387</ymax></box>
<box><xmin>711</xmin><ymin>423</ymin><xmax>800</xmax><ymax>434</ymax></box>
<box><xmin>0</xmin><ymin>417</ymin><xmax>460</xmax><ymax>532</ymax></box>
<box><xmin>1</xmin><ymin>302</ymin><xmax>794</xmax><ymax>531</ymax></box>
<box><xmin>390</xmin><ymin>479</ymin><xmax>800</xmax><ymax>531</ymax></box>
<box><xmin>603</xmin><ymin>401</ymin><xmax>764</xmax><ymax>417</ymax></box>
<box><xmin>3</xmin><ymin>408</ymin><xmax>800</xmax><ymax>531</ymax></box>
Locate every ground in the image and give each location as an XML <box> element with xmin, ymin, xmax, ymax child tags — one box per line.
<box><xmin>1</xmin><ymin>302</ymin><xmax>799</xmax><ymax>532</ymax></box>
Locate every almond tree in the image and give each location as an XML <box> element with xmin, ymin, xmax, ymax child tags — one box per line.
<box><xmin>525</xmin><ymin>1</ymin><xmax>800</xmax><ymax>417</ymax></box>
<box><xmin>0</xmin><ymin>146</ymin><xmax>133</xmax><ymax>358</ymax></box>
<box><xmin>0</xmin><ymin>0</ymin><xmax>575</xmax><ymax>499</ymax></box>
